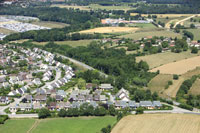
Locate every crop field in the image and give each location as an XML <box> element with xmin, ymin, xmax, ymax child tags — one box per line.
<box><xmin>119</xmin><ymin>30</ymin><xmax>182</xmax><ymax>40</ymax></box>
<box><xmin>0</xmin><ymin>119</ymin><xmax>35</xmax><ymax>133</ymax></box>
<box><xmin>80</xmin><ymin>27</ymin><xmax>139</xmax><ymax>34</ymax></box>
<box><xmin>31</xmin><ymin>21</ymin><xmax>69</xmax><ymax>28</ymax></box>
<box><xmin>112</xmin><ymin>114</ymin><xmax>200</xmax><ymax>133</ymax></box>
<box><xmin>148</xmin><ymin>74</ymin><xmax>173</xmax><ymax>96</ymax></box>
<box><xmin>33</xmin><ymin>40</ymin><xmax>93</xmax><ymax>47</ymax></box>
<box><xmin>0</xmin><ymin>116</ymin><xmax>116</xmax><ymax>133</ymax></box>
<box><xmin>136</xmin><ymin>51</ymin><xmax>199</xmax><ymax>69</ymax></box>
<box><xmin>150</xmin><ymin>55</ymin><xmax>200</xmax><ymax>75</ymax></box>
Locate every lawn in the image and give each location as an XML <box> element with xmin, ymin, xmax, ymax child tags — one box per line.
<box><xmin>31</xmin><ymin>21</ymin><xmax>69</xmax><ymax>29</ymax></box>
<box><xmin>119</xmin><ymin>30</ymin><xmax>182</xmax><ymax>40</ymax></box>
<box><xmin>0</xmin><ymin>119</ymin><xmax>35</xmax><ymax>133</ymax></box>
<box><xmin>88</xmin><ymin>4</ymin><xmax>135</xmax><ymax>11</ymax></box>
<box><xmin>112</xmin><ymin>114</ymin><xmax>200</xmax><ymax>133</ymax></box>
<box><xmin>128</xmin><ymin>23</ymin><xmax>156</xmax><ymax>29</ymax></box>
<box><xmin>136</xmin><ymin>51</ymin><xmax>200</xmax><ymax>69</ymax></box>
<box><xmin>32</xmin><ymin>116</ymin><xmax>116</xmax><ymax>133</ymax></box>
<box><xmin>33</xmin><ymin>40</ymin><xmax>93</xmax><ymax>47</ymax></box>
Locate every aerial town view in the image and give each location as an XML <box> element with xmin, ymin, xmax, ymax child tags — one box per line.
<box><xmin>0</xmin><ymin>0</ymin><xmax>200</xmax><ymax>133</ymax></box>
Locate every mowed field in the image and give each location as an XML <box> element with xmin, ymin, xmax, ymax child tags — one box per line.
<box><xmin>0</xmin><ymin>117</ymin><xmax>116</xmax><ymax>133</ymax></box>
<box><xmin>150</xmin><ymin>55</ymin><xmax>200</xmax><ymax>75</ymax></box>
<box><xmin>80</xmin><ymin>27</ymin><xmax>139</xmax><ymax>34</ymax></box>
<box><xmin>33</xmin><ymin>40</ymin><xmax>93</xmax><ymax>47</ymax></box>
<box><xmin>119</xmin><ymin>30</ymin><xmax>182</xmax><ymax>40</ymax></box>
<box><xmin>112</xmin><ymin>114</ymin><xmax>200</xmax><ymax>133</ymax></box>
<box><xmin>130</xmin><ymin>13</ymin><xmax>195</xmax><ymax>18</ymax></box>
<box><xmin>0</xmin><ymin>119</ymin><xmax>35</xmax><ymax>133</ymax></box>
<box><xmin>136</xmin><ymin>51</ymin><xmax>200</xmax><ymax>69</ymax></box>
<box><xmin>31</xmin><ymin>21</ymin><xmax>69</xmax><ymax>28</ymax></box>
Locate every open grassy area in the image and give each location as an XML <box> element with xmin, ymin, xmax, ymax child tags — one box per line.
<box><xmin>0</xmin><ymin>119</ymin><xmax>35</xmax><ymax>133</ymax></box>
<box><xmin>33</xmin><ymin>117</ymin><xmax>116</xmax><ymax>133</ymax></box>
<box><xmin>183</xmin><ymin>29</ymin><xmax>200</xmax><ymax>41</ymax></box>
<box><xmin>33</xmin><ymin>40</ymin><xmax>93</xmax><ymax>47</ymax></box>
<box><xmin>189</xmin><ymin>78</ymin><xmax>200</xmax><ymax>95</ymax></box>
<box><xmin>51</xmin><ymin>4</ymin><xmax>90</xmax><ymax>10</ymax></box>
<box><xmin>148</xmin><ymin>74</ymin><xmax>173</xmax><ymax>96</ymax></box>
<box><xmin>80</xmin><ymin>27</ymin><xmax>139</xmax><ymax>34</ymax></box>
<box><xmin>0</xmin><ymin>27</ymin><xmax>16</xmax><ymax>34</ymax></box>
<box><xmin>112</xmin><ymin>114</ymin><xmax>200</xmax><ymax>133</ymax></box>
<box><xmin>128</xmin><ymin>23</ymin><xmax>156</xmax><ymax>29</ymax></box>
<box><xmin>136</xmin><ymin>51</ymin><xmax>200</xmax><ymax>69</ymax></box>
<box><xmin>31</xmin><ymin>21</ymin><xmax>69</xmax><ymax>29</ymax></box>
<box><xmin>119</xmin><ymin>30</ymin><xmax>182</xmax><ymax>40</ymax></box>
<box><xmin>131</xmin><ymin>13</ymin><xmax>195</xmax><ymax>18</ymax></box>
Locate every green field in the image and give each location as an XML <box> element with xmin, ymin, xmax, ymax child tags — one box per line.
<box><xmin>0</xmin><ymin>117</ymin><xmax>116</xmax><ymax>133</ymax></box>
<box><xmin>33</xmin><ymin>40</ymin><xmax>93</xmax><ymax>47</ymax></box>
<box><xmin>128</xmin><ymin>23</ymin><xmax>156</xmax><ymax>29</ymax></box>
<box><xmin>33</xmin><ymin>117</ymin><xmax>116</xmax><ymax>133</ymax></box>
<box><xmin>0</xmin><ymin>27</ymin><xmax>16</xmax><ymax>35</ymax></box>
<box><xmin>183</xmin><ymin>29</ymin><xmax>200</xmax><ymax>41</ymax></box>
<box><xmin>0</xmin><ymin>119</ymin><xmax>35</xmax><ymax>133</ymax></box>
<box><xmin>31</xmin><ymin>21</ymin><xmax>69</xmax><ymax>29</ymax></box>
<box><xmin>119</xmin><ymin>30</ymin><xmax>182</xmax><ymax>40</ymax></box>
<box><xmin>136</xmin><ymin>51</ymin><xmax>200</xmax><ymax>69</ymax></box>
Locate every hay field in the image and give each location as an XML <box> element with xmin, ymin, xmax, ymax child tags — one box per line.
<box><xmin>31</xmin><ymin>21</ymin><xmax>69</xmax><ymax>28</ymax></box>
<box><xmin>189</xmin><ymin>78</ymin><xmax>200</xmax><ymax>95</ymax></box>
<box><xmin>136</xmin><ymin>51</ymin><xmax>200</xmax><ymax>69</ymax></box>
<box><xmin>130</xmin><ymin>13</ymin><xmax>195</xmax><ymax>18</ymax></box>
<box><xmin>112</xmin><ymin>114</ymin><xmax>200</xmax><ymax>133</ymax></box>
<box><xmin>80</xmin><ymin>27</ymin><xmax>139</xmax><ymax>34</ymax></box>
<box><xmin>0</xmin><ymin>27</ymin><xmax>15</xmax><ymax>34</ymax></box>
<box><xmin>148</xmin><ymin>74</ymin><xmax>173</xmax><ymax>95</ymax></box>
<box><xmin>120</xmin><ymin>30</ymin><xmax>182</xmax><ymax>40</ymax></box>
<box><xmin>51</xmin><ymin>4</ymin><xmax>90</xmax><ymax>10</ymax></box>
<box><xmin>150</xmin><ymin>55</ymin><xmax>200</xmax><ymax>75</ymax></box>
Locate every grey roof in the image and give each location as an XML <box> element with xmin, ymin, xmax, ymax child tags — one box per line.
<box><xmin>139</xmin><ymin>101</ymin><xmax>153</xmax><ymax>107</ymax></box>
<box><xmin>153</xmin><ymin>101</ymin><xmax>162</xmax><ymax>107</ymax></box>
<box><xmin>128</xmin><ymin>101</ymin><xmax>136</xmax><ymax>107</ymax></box>
<box><xmin>90</xmin><ymin>101</ymin><xmax>98</xmax><ymax>108</ymax></box>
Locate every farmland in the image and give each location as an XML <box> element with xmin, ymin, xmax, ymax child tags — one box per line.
<box><xmin>0</xmin><ymin>119</ymin><xmax>35</xmax><ymax>133</ymax></box>
<box><xmin>189</xmin><ymin>78</ymin><xmax>200</xmax><ymax>95</ymax></box>
<box><xmin>0</xmin><ymin>116</ymin><xmax>116</xmax><ymax>133</ymax></box>
<box><xmin>31</xmin><ymin>21</ymin><xmax>69</xmax><ymax>29</ymax></box>
<box><xmin>119</xmin><ymin>30</ymin><xmax>182</xmax><ymax>40</ymax></box>
<box><xmin>112</xmin><ymin>114</ymin><xmax>200</xmax><ymax>133</ymax></box>
<box><xmin>150</xmin><ymin>55</ymin><xmax>200</xmax><ymax>75</ymax></box>
<box><xmin>80</xmin><ymin>27</ymin><xmax>139</xmax><ymax>34</ymax></box>
<box><xmin>130</xmin><ymin>13</ymin><xmax>195</xmax><ymax>18</ymax></box>
<box><xmin>136</xmin><ymin>51</ymin><xmax>200</xmax><ymax>69</ymax></box>
<box><xmin>33</xmin><ymin>40</ymin><xmax>93</xmax><ymax>47</ymax></box>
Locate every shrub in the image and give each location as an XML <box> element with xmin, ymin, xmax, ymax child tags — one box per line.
<box><xmin>173</xmin><ymin>74</ymin><xmax>179</xmax><ymax>80</ymax></box>
<box><xmin>38</xmin><ymin>108</ymin><xmax>51</xmax><ymax>119</ymax></box>
<box><xmin>136</xmin><ymin>107</ymin><xmax>144</xmax><ymax>114</ymax></box>
<box><xmin>0</xmin><ymin>115</ymin><xmax>9</xmax><ymax>124</ymax></box>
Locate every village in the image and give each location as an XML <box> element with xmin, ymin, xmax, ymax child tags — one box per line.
<box><xmin>0</xmin><ymin>44</ymin><xmax>163</xmax><ymax>114</ymax></box>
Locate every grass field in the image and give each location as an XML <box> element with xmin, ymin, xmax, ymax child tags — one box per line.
<box><xmin>0</xmin><ymin>117</ymin><xmax>116</xmax><ymax>133</ymax></box>
<box><xmin>0</xmin><ymin>119</ymin><xmax>35</xmax><ymax>133</ymax></box>
<box><xmin>148</xmin><ymin>74</ymin><xmax>173</xmax><ymax>96</ymax></box>
<box><xmin>150</xmin><ymin>55</ymin><xmax>200</xmax><ymax>75</ymax></box>
<box><xmin>136</xmin><ymin>51</ymin><xmax>200</xmax><ymax>69</ymax></box>
<box><xmin>0</xmin><ymin>27</ymin><xmax>16</xmax><ymax>34</ymax></box>
<box><xmin>31</xmin><ymin>21</ymin><xmax>69</xmax><ymax>28</ymax></box>
<box><xmin>183</xmin><ymin>29</ymin><xmax>200</xmax><ymax>41</ymax></box>
<box><xmin>51</xmin><ymin>4</ymin><xmax>90</xmax><ymax>10</ymax></box>
<box><xmin>112</xmin><ymin>114</ymin><xmax>200</xmax><ymax>133</ymax></box>
<box><xmin>128</xmin><ymin>23</ymin><xmax>156</xmax><ymax>29</ymax></box>
<box><xmin>80</xmin><ymin>27</ymin><xmax>139</xmax><ymax>34</ymax></box>
<box><xmin>33</xmin><ymin>40</ymin><xmax>93</xmax><ymax>47</ymax></box>
<box><xmin>149</xmin><ymin>67</ymin><xmax>200</xmax><ymax>98</ymax></box>
<box><xmin>119</xmin><ymin>30</ymin><xmax>182</xmax><ymax>40</ymax></box>
<box><xmin>189</xmin><ymin>78</ymin><xmax>200</xmax><ymax>95</ymax></box>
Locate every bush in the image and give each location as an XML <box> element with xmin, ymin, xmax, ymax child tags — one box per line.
<box><xmin>178</xmin><ymin>103</ymin><xmax>193</xmax><ymax>111</ymax></box>
<box><xmin>58</xmin><ymin>109</ymin><xmax>66</xmax><ymax>117</ymax></box>
<box><xmin>168</xmin><ymin>80</ymin><xmax>173</xmax><ymax>85</ymax></box>
<box><xmin>0</xmin><ymin>115</ymin><xmax>9</xmax><ymax>124</ymax></box>
<box><xmin>136</xmin><ymin>107</ymin><xmax>144</xmax><ymax>114</ymax></box>
<box><xmin>38</xmin><ymin>108</ymin><xmax>51</xmax><ymax>119</ymax></box>
<box><xmin>173</xmin><ymin>74</ymin><xmax>179</xmax><ymax>80</ymax></box>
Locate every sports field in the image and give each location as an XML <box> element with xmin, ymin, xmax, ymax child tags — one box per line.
<box><xmin>120</xmin><ymin>30</ymin><xmax>182</xmax><ymax>40</ymax></box>
<box><xmin>136</xmin><ymin>51</ymin><xmax>200</xmax><ymax>69</ymax></box>
<box><xmin>150</xmin><ymin>55</ymin><xmax>200</xmax><ymax>75</ymax></box>
<box><xmin>0</xmin><ymin>116</ymin><xmax>116</xmax><ymax>133</ymax></box>
<box><xmin>112</xmin><ymin>114</ymin><xmax>200</xmax><ymax>133</ymax></box>
<box><xmin>80</xmin><ymin>27</ymin><xmax>139</xmax><ymax>34</ymax></box>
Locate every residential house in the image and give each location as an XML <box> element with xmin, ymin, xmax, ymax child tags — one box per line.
<box><xmin>48</xmin><ymin>102</ymin><xmax>57</xmax><ymax>110</ymax></box>
<box><xmin>139</xmin><ymin>101</ymin><xmax>153</xmax><ymax>109</ymax></box>
<box><xmin>99</xmin><ymin>84</ymin><xmax>113</xmax><ymax>90</ymax></box>
<box><xmin>116</xmin><ymin>88</ymin><xmax>130</xmax><ymax>101</ymax></box>
<box><xmin>0</xmin><ymin>96</ymin><xmax>10</xmax><ymax>104</ymax></box>
<box><xmin>153</xmin><ymin>101</ymin><xmax>162</xmax><ymax>109</ymax></box>
<box><xmin>57</xmin><ymin>90</ymin><xmax>66</xmax><ymax>97</ymax></box>
<box><xmin>32</xmin><ymin>78</ymin><xmax>42</xmax><ymax>86</ymax></box>
<box><xmin>34</xmin><ymin>95</ymin><xmax>47</xmax><ymax>102</ymax></box>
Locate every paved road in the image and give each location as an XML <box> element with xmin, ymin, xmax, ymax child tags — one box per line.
<box><xmin>58</xmin><ymin>54</ymin><xmax>108</xmax><ymax>77</ymax></box>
